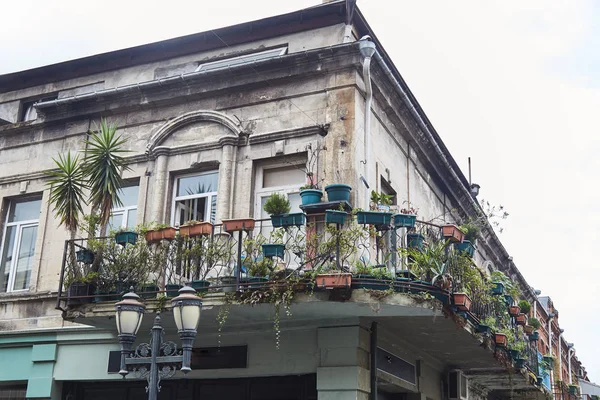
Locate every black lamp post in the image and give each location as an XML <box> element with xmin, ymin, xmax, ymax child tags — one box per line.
<box><xmin>115</xmin><ymin>286</ymin><xmax>202</xmax><ymax>400</ymax></box>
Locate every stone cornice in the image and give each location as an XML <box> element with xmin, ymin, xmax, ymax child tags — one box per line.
<box><xmin>248</xmin><ymin>124</ymin><xmax>329</xmax><ymax>145</ymax></box>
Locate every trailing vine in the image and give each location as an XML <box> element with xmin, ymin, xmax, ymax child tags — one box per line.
<box><xmin>216</xmin><ymin>296</ymin><xmax>233</xmax><ymax>347</ymax></box>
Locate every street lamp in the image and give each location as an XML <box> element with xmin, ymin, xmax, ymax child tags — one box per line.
<box><xmin>115</xmin><ymin>286</ymin><xmax>202</xmax><ymax>400</ymax></box>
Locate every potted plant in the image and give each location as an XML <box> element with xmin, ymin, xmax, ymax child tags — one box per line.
<box><xmin>179</xmin><ymin>220</ymin><xmax>213</xmax><ymax>237</ymax></box>
<box><xmin>351</xmin><ymin>264</ymin><xmax>394</xmax><ymax>290</ymax></box>
<box><xmin>299</xmin><ymin>183</ymin><xmax>323</xmax><ymax>206</ymax></box>
<box><xmin>76</xmin><ymin>248</ymin><xmax>95</xmax><ymax>264</ymax></box>
<box><xmin>166</xmin><ymin>283</ymin><xmax>183</xmax><ymax>297</ymax></box>
<box><xmin>262</xmin><ymin>243</ymin><xmax>285</xmax><ymax>259</ymax></box>
<box><xmin>454</xmin><ymin>240</ymin><xmax>475</xmax><ymax>257</ymax></box>
<box><xmin>393</xmin><ymin>206</ymin><xmax>418</xmax><ymax>229</ymax></box>
<box><xmin>222</xmin><ymin>218</ymin><xmax>255</xmax><ymax>232</ymax></box>
<box><xmin>477</xmin><ymin>317</ymin><xmax>496</xmax><ymax>335</ymax></box>
<box><xmin>491</xmin><ymin>281</ymin><xmax>505</xmax><ymax>295</ymax></box>
<box><xmin>441</xmin><ymin>224</ymin><xmax>465</xmax><ymax>243</ymax></box>
<box><xmin>459</xmin><ymin>220</ymin><xmax>481</xmax><ymax>246</ymax></box>
<box><xmin>529</xmin><ymin>331</ymin><xmax>540</xmax><ymax>341</ymax></box>
<box><xmin>453</xmin><ymin>292</ymin><xmax>472</xmax><ymax>311</ymax></box>
<box><xmin>509</xmin><ymin>305</ymin><xmax>521</xmax><ymax>317</ymax></box>
<box><xmin>494</xmin><ymin>332</ymin><xmax>508</xmax><ymax>347</ymax></box>
<box><xmin>139</xmin><ymin>281</ymin><xmax>159</xmax><ymax>300</ymax></box>
<box><xmin>518</xmin><ymin>300</ymin><xmax>531</xmax><ymax>315</ymax></box>
<box><xmin>516</xmin><ymin>313</ymin><xmax>528</xmax><ymax>326</ymax></box>
<box><xmin>356</xmin><ymin>191</ymin><xmax>394</xmax><ymax>226</ymax></box>
<box><xmin>115</xmin><ymin>229</ymin><xmax>138</xmax><ymax>246</ymax></box>
<box><xmin>406</xmin><ymin>232</ymin><xmax>425</xmax><ymax>249</ymax></box>
<box><xmin>66</xmin><ymin>272</ymin><xmax>99</xmax><ymax>306</ymax></box>
<box><xmin>568</xmin><ymin>385</ymin><xmax>578</xmax><ymax>395</ymax></box>
<box><xmin>324</xmin><ymin>183</ymin><xmax>352</xmax><ymax>203</ymax></box>
<box><xmin>524</xmin><ymin>325</ymin><xmax>535</xmax><ymax>335</ymax></box>
<box><xmin>145</xmin><ymin>224</ymin><xmax>177</xmax><ymax>243</ymax></box>
<box><xmin>529</xmin><ymin>317</ymin><xmax>541</xmax><ymax>330</ymax></box>
<box><xmin>325</xmin><ymin>209</ymin><xmax>347</xmax><ymax>225</ymax></box>
<box><xmin>315</xmin><ymin>271</ymin><xmax>352</xmax><ymax>289</ymax></box>
<box><xmin>263</xmin><ymin>193</ymin><xmax>305</xmax><ymax>227</ymax></box>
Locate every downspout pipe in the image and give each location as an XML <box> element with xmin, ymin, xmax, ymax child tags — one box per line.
<box><xmin>359</xmin><ymin>37</ymin><xmax>376</xmax><ymax>210</ymax></box>
<box><xmin>568</xmin><ymin>347</ymin><xmax>575</xmax><ymax>384</ymax></box>
<box><xmin>558</xmin><ymin>330</ymin><xmax>564</xmax><ymax>381</ymax></box>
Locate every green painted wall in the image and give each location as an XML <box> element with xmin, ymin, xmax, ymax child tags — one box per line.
<box><xmin>0</xmin><ymin>347</ymin><xmax>33</xmax><ymax>381</ymax></box>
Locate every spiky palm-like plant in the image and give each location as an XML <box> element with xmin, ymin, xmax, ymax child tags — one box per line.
<box><xmin>46</xmin><ymin>152</ymin><xmax>87</xmax><ymax>280</ymax></box>
<box><xmin>46</xmin><ymin>152</ymin><xmax>87</xmax><ymax>240</ymax></box>
<box><xmin>83</xmin><ymin>119</ymin><xmax>131</xmax><ymax>227</ymax></box>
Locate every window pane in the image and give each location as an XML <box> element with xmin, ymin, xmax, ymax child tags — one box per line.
<box><xmin>177</xmin><ymin>173</ymin><xmax>218</xmax><ymax>197</ymax></box>
<box><xmin>176</xmin><ymin>197</ymin><xmax>207</xmax><ymax>225</ymax></box>
<box><xmin>263</xmin><ymin>166</ymin><xmax>305</xmax><ymax>188</ymax></box>
<box><xmin>9</xmin><ymin>198</ymin><xmax>42</xmax><ymax>222</ymax></box>
<box><xmin>127</xmin><ymin>209</ymin><xmax>137</xmax><ymax>229</ymax></box>
<box><xmin>118</xmin><ymin>185</ymin><xmax>139</xmax><ymax>207</ymax></box>
<box><xmin>0</xmin><ymin>226</ymin><xmax>16</xmax><ymax>293</ymax></box>
<box><xmin>108</xmin><ymin>213</ymin><xmax>124</xmax><ymax>232</ymax></box>
<box><xmin>12</xmin><ymin>225</ymin><xmax>37</xmax><ymax>291</ymax></box>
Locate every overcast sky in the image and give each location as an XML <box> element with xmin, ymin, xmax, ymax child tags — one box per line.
<box><xmin>2</xmin><ymin>0</ymin><xmax>598</xmax><ymax>382</ymax></box>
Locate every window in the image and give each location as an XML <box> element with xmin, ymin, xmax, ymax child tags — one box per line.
<box><xmin>0</xmin><ymin>385</ymin><xmax>27</xmax><ymax>400</ymax></box>
<box><xmin>255</xmin><ymin>164</ymin><xmax>305</xmax><ymax>235</ymax></box>
<box><xmin>0</xmin><ymin>197</ymin><xmax>42</xmax><ymax>292</ymax></box>
<box><xmin>172</xmin><ymin>172</ymin><xmax>219</xmax><ymax>226</ymax></box>
<box><xmin>195</xmin><ymin>47</ymin><xmax>287</xmax><ymax>73</ymax></box>
<box><xmin>19</xmin><ymin>95</ymin><xmax>57</xmax><ymax>122</ymax></box>
<box><xmin>107</xmin><ymin>184</ymin><xmax>140</xmax><ymax>231</ymax></box>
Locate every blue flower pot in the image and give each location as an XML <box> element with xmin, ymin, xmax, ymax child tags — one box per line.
<box><xmin>325</xmin><ymin>210</ymin><xmax>347</xmax><ymax>225</ymax></box>
<box><xmin>262</xmin><ymin>243</ymin><xmax>285</xmax><ymax>258</ymax></box>
<box><xmin>356</xmin><ymin>211</ymin><xmax>393</xmax><ymax>226</ymax></box>
<box><xmin>477</xmin><ymin>324</ymin><xmax>492</xmax><ymax>334</ymax></box>
<box><xmin>455</xmin><ymin>240</ymin><xmax>475</xmax><ymax>257</ymax></box>
<box><xmin>491</xmin><ymin>281</ymin><xmax>505</xmax><ymax>295</ymax></box>
<box><xmin>76</xmin><ymin>249</ymin><xmax>95</xmax><ymax>264</ymax></box>
<box><xmin>393</xmin><ymin>213</ymin><xmax>416</xmax><ymax>228</ymax></box>
<box><xmin>166</xmin><ymin>284</ymin><xmax>183</xmax><ymax>297</ymax></box>
<box><xmin>514</xmin><ymin>358</ymin><xmax>526</xmax><ymax>368</ymax></box>
<box><xmin>407</xmin><ymin>233</ymin><xmax>425</xmax><ymax>249</ymax></box>
<box><xmin>351</xmin><ymin>274</ymin><xmax>392</xmax><ymax>291</ymax></box>
<box><xmin>509</xmin><ymin>349</ymin><xmax>520</xmax><ymax>359</ymax></box>
<box><xmin>300</xmin><ymin>189</ymin><xmax>323</xmax><ymax>205</ymax></box>
<box><xmin>504</xmin><ymin>294</ymin><xmax>514</xmax><ymax>306</ymax></box>
<box><xmin>115</xmin><ymin>231</ymin><xmax>138</xmax><ymax>246</ymax></box>
<box><xmin>529</xmin><ymin>331</ymin><xmax>540</xmax><ymax>341</ymax></box>
<box><xmin>243</xmin><ymin>276</ymin><xmax>269</xmax><ymax>289</ymax></box>
<box><xmin>271</xmin><ymin>212</ymin><xmax>306</xmax><ymax>227</ymax></box>
<box><xmin>190</xmin><ymin>280</ymin><xmax>211</xmax><ymax>293</ymax></box>
<box><xmin>324</xmin><ymin>184</ymin><xmax>352</xmax><ymax>202</ymax></box>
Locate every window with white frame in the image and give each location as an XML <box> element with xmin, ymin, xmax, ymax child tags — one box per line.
<box><xmin>0</xmin><ymin>197</ymin><xmax>42</xmax><ymax>292</ymax></box>
<box><xmin>172</xmin><ymin>172</ymin><xmax>219</xmax><ymax>227</ymax></box>
<box><xmin>107</xmin><ymin>184</ymin><xmax>140</xmax><ymax>232</ymax></box>
<box><xmin>255</xmin><ymin>164</ymin><xmax>305</xmax><ymax>235</ymax></box>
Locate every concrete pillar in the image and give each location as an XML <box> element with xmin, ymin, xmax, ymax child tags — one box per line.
<box><xmin>150</xmin><ymin>154</ymin><xmax>169</xmax><ymax>224</ymax></box>
<box><xmin>216</xmin><ymin>143</ymin><xmax>234</xmax><ymax>223</ymax></box>
<box><xmin>317</xmin><ymin>326</ymin><xmax>371</xmax><ymax>400</ymax></box>
<box><xmin>26</xmin><ymin>344</ymin><xmax>59</xmax><ymax>399</ymax></box>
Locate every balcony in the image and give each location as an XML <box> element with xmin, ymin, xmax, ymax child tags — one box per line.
<box><xmin>56</xmin><ymin>211</ymin><xmax>548</xmax><ymax>398</ymax></box>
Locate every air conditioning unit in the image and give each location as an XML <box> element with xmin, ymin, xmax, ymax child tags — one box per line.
<box><xmin>448</xmin><ymin>370</ymin><xmax>469</xmax><ymax>400</ymax></box>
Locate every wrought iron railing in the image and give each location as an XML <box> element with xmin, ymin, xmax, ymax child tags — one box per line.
<box><xmin>55</xmin><ymin>213</ymin><xmax>465</xmax><ymax>308</ymax></box>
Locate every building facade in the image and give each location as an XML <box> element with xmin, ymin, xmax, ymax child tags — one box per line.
<box><xmin>0</xmin><ymin>1</ymin><xmax>592</xmax><ymax>399</ymax></box>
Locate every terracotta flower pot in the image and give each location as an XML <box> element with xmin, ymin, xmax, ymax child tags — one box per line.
<box><xmin>145</xmin><ymin>227</ymin><xmax>176</xmax><ymax>243</ymax></box>
<box><xmin>179</xmin><ymin>221</ymin><xmax>213</xmax><ymax>237</ymax></box>
<box><xmin>452</xmin><ymin>292</ymin><xmax>472</xmax><ymax>311</ymax></box>
<box><xmin>315</xmin><ymin>273</ymin><xmax>351</xmax><ymax>289</ymax></box>
<box><xmin>524</xmin><ymin>325</ymin><xmax>534</xmax><ymax>335</ymax></box>
<box><xmin>495</xmin><ymin>333</ymin><xmax>508</xmax><ymax>347</ymax></box>
<box><xmin>509</xmin><ymin>305</ymin><xmax>521</xmax><ymax>317</ymax></box>
<box><xmin>222</xmin><ymin>218</ymin><xmax>255</xmax><ymax>233</ymax></box>
<box><xmin>516</xmin><ymin>313</ymin><xmax>528</xmax><ymax>326</ymax></box>
<box><xmin>442</xmin><ymin>224</ymin><xmax>465</xmax><ymax>243</ymax></box>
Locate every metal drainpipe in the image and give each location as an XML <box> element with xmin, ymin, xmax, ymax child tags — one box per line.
<box><xmin>559</xmin><ymin>334</ymin><xmax>563</xmax><ymax>381</ymax></box>
<box><xmin>568</xmin><ymin>347</ymin><xmax>575</xmax><ymax>384</ymax></box>
<box><xmin>370</xmin><ymin>321</ymin><xmax>378</xmax><ymax>400</ymax></box>
<box><xmin>359</xmin><ymin>38</ymin><xmax>376</xmax><ymax>210</ymax></box>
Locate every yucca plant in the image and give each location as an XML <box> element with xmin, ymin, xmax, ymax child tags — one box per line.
<box><xmin>46</xmin><ymin>152</ymin><xmax>87</xmax><ymax>279</ymax></box>
<box><xmin>83</xmin><ymin>119</ymin><xmax>131</xmax><ymax>228</ymax></box>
